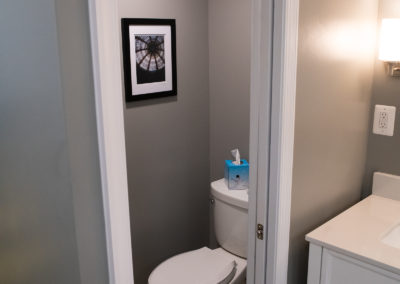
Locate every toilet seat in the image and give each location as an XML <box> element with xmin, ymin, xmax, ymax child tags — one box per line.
<box><xmin>148</xmin><ymin>247</ymin><xmax>237</xmax><ymax>284</ymax></box>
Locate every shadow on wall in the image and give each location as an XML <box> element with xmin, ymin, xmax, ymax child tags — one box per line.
<box><xmin>125</xmin><ymin>96</ymin><xmax>177</xmax><ymax>109</ymax></box>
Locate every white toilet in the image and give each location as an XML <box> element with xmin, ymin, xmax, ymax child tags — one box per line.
<box><xmin>148</xmin><ymin>178</ymin><xmax>248</xmax><ymax>284</ymax></box>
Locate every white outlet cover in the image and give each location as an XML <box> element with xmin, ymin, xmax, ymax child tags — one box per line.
<box><xmin>373</xmin><ymin>105</ymin><xmax>396</xmax><ymax>136</ymax></box>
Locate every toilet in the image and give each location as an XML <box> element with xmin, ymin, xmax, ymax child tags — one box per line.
<box><xmin>148</xmin><ymin>178</ymin><xmax>248</xmax><ymax>284</ymax></box>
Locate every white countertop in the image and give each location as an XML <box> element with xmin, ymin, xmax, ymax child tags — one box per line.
<box><xmin>306</xmin><ymin>195</ymin><xmax>400</xmax><ymax>275</ymax></box>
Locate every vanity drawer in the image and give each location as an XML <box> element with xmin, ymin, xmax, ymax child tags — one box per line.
<box><xmin>307</xmin><ymin>244</ymin><xmax>400</xmax><ymax>284</ymax></box>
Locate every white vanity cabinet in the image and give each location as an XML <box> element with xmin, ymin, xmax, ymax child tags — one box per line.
<box><xmin>307</xmin><ymin>243</ymin><xmax>400</xmax><ymax>284</ymax></box>
<box><xmin>306</xmin><ymin>172</ymin><xmax>400</xmax><ymax>284</ymax></box>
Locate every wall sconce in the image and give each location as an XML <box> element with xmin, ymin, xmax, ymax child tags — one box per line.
<box><xmin>379</xmin><ymin>18</ymin><xmax>400</xmax><ymax>77</ymax></box>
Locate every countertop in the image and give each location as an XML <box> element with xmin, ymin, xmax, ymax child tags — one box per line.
<box><xmin>306</xmin><ymin>195</ymin><xmax>400</xmax><ymax>275</ymax></box>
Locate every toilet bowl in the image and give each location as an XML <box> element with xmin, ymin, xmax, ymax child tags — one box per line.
<box><xmin>148</xmin><ymin>179</ymin><xmax>248</xmax><ymax>284</ymax></box>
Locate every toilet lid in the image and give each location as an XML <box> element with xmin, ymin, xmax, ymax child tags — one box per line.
<box><xmin>148</xmin><ymin>247</ymin><xmax>237</xmax><ymax>284</ymax></box>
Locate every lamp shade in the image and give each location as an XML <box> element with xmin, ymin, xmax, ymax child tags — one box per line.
<box><xmin>379</xmin><ymin>18</ymin><xmax>400</xmax><ymax>62</ymax></box>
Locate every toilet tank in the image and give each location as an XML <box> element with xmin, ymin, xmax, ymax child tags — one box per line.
<box><xmin>211</xmin><ymin>179</ymin><xmax>248</xmax><ymax>258</ymax></box>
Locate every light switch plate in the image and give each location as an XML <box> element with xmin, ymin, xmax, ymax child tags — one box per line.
<box><xmin>373</xmin><ymin>105</ymin><xmax>396</xmax><ymax>136</ymax></box>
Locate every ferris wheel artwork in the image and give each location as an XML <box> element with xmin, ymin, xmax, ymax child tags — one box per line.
<box><xmin>122</xmin><ymin>19</ymin><xmax>177</xmax><ymax>102</ymax></box>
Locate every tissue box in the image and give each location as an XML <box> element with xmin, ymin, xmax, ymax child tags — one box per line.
<box><xmin>224</xmin><ymin>159</ymin><xmax>249</xmax><ymax>190</ymax></box>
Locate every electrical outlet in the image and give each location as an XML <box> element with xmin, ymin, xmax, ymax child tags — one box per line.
<box><xmin>373</xmin><ymin>105</ymin><xmax>396</xmax><ymax>136</ymax></box>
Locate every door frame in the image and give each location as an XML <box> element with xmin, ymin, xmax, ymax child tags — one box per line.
<box><xmin>88</xmin><ymin>0</ymin><xmax>134</xmax><ymax>283</ymax></box>
<box><xmin>87</xmin><ymin>0</ymin><xmax>299</xmax><ymax>283</ymax></box>
<box><xmin>247</xmin><ymin>0</ymin><xmax>299</xmax><ymax>282</ymax></box>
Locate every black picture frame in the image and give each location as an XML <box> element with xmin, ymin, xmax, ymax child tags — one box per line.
<box><xmin>121</xmin><ymin>18</ymin><xmax>177</xmax><ymax>102</ymax></box>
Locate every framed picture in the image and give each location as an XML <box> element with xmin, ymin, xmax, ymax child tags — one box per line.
<box><xmin>121</xmin><ymin>18</ymin><xmax>177</xmax><ymax>102</ymax></box>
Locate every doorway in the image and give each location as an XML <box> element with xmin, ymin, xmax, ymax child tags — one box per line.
<box><xmin>88</xmin><ymin>0</ymin><xmax>299</xmax><ymax>283</ymax></box>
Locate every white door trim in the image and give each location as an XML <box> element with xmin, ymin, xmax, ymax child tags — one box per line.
<box><xmin>267</xmin><ymin>0</ymin><xmax>299</xmax><ymax>282</ymax></box>
<box><xmin>248</xmin><ymin>0</ymin><xmax>299</xmax><ymax>283</ymax></box>
<box><xmin>88</xmin><ymin>0</ymin><xmax>134</xmax><ymax>283</ymax></box>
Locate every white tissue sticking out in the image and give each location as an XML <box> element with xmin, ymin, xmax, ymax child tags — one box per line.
<box><xmin>231</xmin><ymin>149</ymin><xmax>241</xmax><ymax>165</ymax></box>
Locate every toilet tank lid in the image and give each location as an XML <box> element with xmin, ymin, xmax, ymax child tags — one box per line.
<box><xmin>211</xmin><ymin>179</ymin><xmax>248</xmax><ymax>209</ymax></box>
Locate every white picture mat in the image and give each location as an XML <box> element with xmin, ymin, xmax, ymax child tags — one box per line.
<box><xmin>129</xmin><ymin>25</ymin><xmax>173</xmax><ymax>96</ymax></box>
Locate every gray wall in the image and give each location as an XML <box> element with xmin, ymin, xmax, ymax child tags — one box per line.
<box><xmin>209</xmin><ymin>0</ymin><xmax>251</xmax><ymax>181</ymax></box>
<box><xmin>0</xmin><ymin>0</ymin><xmax>108</xmax><ymax>283</ymax></box>
<box><xmin>207</xmin><ymin>0</ymin><xmax>251</xmax><ymax>249</ymax></box>
<box><xmin>118</xmin><ymin>1</ymin><xmax>210</xmax><ymax>283</ymax></box>
<box><xmin>288</xmin><ymin>0</ymin><xmax>379</xmax><ymax>283</ymax></box>
<box><xmin>363</xmin><ymin>0</ymin><xmax>400</xmax><ymax>197</ymax></box>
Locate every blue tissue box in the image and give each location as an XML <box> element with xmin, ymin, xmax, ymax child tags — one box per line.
<box><xmin>224</xmin><ymin>159</ymin><xmax>249</xmax><ymax>190</ymax></box>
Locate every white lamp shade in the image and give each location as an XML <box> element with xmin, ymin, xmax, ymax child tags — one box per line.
<box><xmin>379</xmin><ymin>18</ymin><xmax>400</xmax><ymax>62</ymax></box>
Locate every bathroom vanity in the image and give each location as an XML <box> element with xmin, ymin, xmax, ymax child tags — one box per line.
<box><xmin>306</xmin><ymin>172</ymin><xmax>400</xmax><ymax>284</ymax></box>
